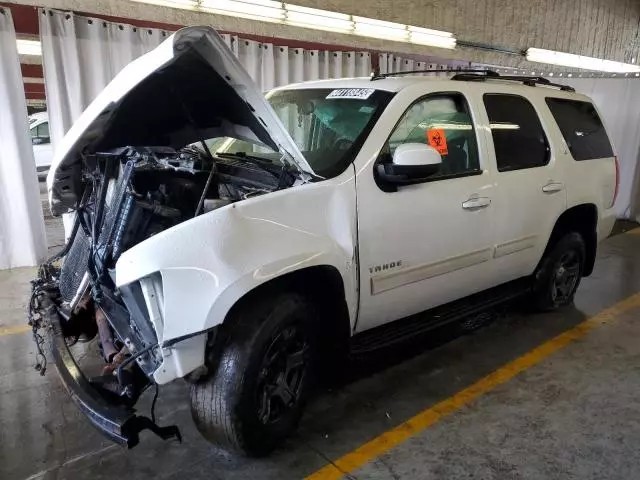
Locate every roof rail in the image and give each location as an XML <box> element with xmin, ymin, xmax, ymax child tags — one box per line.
<box><xmin>370</xmin><ymin>68</ymin><xmax>499</xmax><ymax>81</ymax></box>
<box><xmin>369</xmin><ymin>68</ymin><xmax>575</xmax><ymax>92</ymax></box>
<box><xmin>451</xmin><ymin>72</ymin><xmax>575</xmax><ymax>92</ymax></box>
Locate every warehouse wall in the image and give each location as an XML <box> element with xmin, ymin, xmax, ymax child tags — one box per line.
<box><xmin>7</xmin><ymin>0</ymin><xmax>640</xmax><ymax>67</ymax></box>
<box><xmin>300</xmin><ymin>0</ymin><xmax>640</xmax><ymax>64</ymax></box>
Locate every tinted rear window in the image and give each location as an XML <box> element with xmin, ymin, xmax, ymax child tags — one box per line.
<box><xmin>545</xmin><ymin>98</ymin><xmax>613</xmax><ymax>160</ymax></box>
<box><xmin>483</xmin><ymin>94</ymin><xmax>550</xmax><ymax>171</ymax></box>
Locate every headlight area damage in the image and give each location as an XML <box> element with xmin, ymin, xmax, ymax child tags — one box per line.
<box><xmin>28</xmin><ymin>25</ymin><xmax>308</xmax><ymax>448</ymax></box>
<box><xmin>28</xmin><ymin>145</ymin><xmax>295</xmax><ymax>447</ymax></box>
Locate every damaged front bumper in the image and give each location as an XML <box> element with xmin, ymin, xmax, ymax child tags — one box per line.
<box><xmin>32</xmin><ymin>280</ymin><xmax>181</xmax><ymax>448</ymax></box>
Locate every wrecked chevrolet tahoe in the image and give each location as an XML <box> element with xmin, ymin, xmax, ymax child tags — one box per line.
<box><xmin>30</xmin><ymin>25</ymin><xmax>617</xmax><ymax>456</ymax></box>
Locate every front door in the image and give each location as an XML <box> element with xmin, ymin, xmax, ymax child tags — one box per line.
<box><xmin>355</xmin><ymin>90</ymin><xmax>497</xmax><ymax>333</ymax></box>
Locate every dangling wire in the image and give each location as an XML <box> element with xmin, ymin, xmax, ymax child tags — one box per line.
<box><xmin>151</xmin><ymin>383</ymin><xmax>159</xmax><ymax>424</ymax></box>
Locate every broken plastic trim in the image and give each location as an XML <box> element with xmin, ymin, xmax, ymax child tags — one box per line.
<box><xmin>42</xmin><ymin>292</ymin><xmax>181</xmax><ymax>448</ymax></box>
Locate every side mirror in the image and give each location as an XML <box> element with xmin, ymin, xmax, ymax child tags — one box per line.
<box><xmin>377</xmin><ymin>143</ymin><xmax>442</xmax><ymax>186</ymax></box>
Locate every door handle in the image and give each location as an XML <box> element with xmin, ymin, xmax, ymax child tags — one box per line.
<box><xmin>542</xmin><ymin>182</ymin><xmax>564</xmax><ymax>193</ymax></box>
<box><xmin>462</xmin><ymin>197</ymin><xmax>491</xmax><ymax>210</ymax></box>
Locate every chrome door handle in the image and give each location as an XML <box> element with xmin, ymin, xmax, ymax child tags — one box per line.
<box><xmin>542</xmin><ymin>182</ymin><xmax>564</xmax><ymax>193</ymax></box>
<box><xmin>462</xmin><ymin>197</ymin><xmax>491</xmax><ymax>210</ymax></box>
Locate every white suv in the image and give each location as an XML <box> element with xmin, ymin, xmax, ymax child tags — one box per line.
<box><xmin>31</xmin><ymin>26</ymin><xmax>617</xmax><ymax>455</ymax></box>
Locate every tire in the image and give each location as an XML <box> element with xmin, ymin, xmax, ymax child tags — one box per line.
<box><xmin>531</xmin><ymin>232</ymin><xmax>585</xmax><ymax>311</ymax></box>
<box><xmin>190</xmin><ymin>292</ymin><xmax>316</xmax><ymax>456</ymax></box>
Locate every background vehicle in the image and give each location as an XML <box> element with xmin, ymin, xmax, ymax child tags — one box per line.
<box><xmin>29</xmin><ymin>111</ymin><xmax>52</xmax><ymax>179</ymax></box>
<box><xmin>30</xmin><ymin>27</ymin><xmax>617</xmax><ymax>456</ymax></box>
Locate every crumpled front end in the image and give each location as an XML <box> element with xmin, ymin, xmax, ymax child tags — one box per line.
<box><xmin>28</xmin><ymin>264</ymin><xmax>181</xmax><ymax>448</ymax></box>
<box><xmin>29</xmin><ymin>135</ymin><xmax>294</xmax><ymax>446</ymax></box>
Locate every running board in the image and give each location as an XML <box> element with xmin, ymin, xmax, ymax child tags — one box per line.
<box><xmin>351</xmin><ymin>278</ymin><xmax>530</xmax><ymax>355</ymax></box>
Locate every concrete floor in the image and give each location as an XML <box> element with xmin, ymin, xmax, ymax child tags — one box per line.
<box><xmin>2</xmin><ymin>215</ymin><xmax>640</xmax><ymax>479</ymax></box>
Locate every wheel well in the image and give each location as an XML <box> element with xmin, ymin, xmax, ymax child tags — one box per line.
<box><xmin>543</xmin><ymin>204</ymin><xmax>598</xmax><ymax>276</ymax></box>
<box><xmin>223</xmin><ymin>266</ymin><xmax>352</xmax><ymax>366</ymax></box>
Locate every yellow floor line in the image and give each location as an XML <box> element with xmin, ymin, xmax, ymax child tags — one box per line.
<box><xmin>0</xmin><ymin>325</ymin><xmax>32</xmax><ymax>337</ymax></box>
<box><xmin>306</xmin><ymin>292</ymin><xmax>640</xmax><ymax>480</ymax></box>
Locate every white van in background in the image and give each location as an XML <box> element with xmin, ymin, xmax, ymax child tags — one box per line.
<box><xmin>29</xmin><ymin>111</ymin><xmax>52</xmax><ymax>179</ymax></box>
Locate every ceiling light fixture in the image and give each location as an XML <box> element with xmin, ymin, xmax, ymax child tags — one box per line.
<box><xmin>409</xmin><ymin>26</ymin><xmax>456</xmax><ymax>49</ymax></box>
<box><xmin>526</xmin><ymin>47</ymin><xmax>640</xmax><ymax>73</ymax></box>
<box><xmin>129</xmin><ymin>0</ymin><xmax>457</xmax><ymax>49</ymax></box>
<box><xmin>199</xmin><ymin>0</ymin><xmax>284</xmax><ymax>22</ymax></box>
<box><xmin>16</xmin><ymin>39</ymin><xmax>42</xmax><ymax>56</ymax></box>
<box><xmin>284</xmin><ymin>5</ymin><xmax>353</xmax><ymax>33</ymax></box>
<box><xmin>353</xmin><ymin>16</ymin><xmax>408</xmax><ymax>42</ymax></box>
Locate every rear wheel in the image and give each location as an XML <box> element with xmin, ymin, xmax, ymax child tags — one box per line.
<box><xmin>190</xmin><ymin>292</ymin><xmax>316</xmax><ymax>456</ymax></box>
<box><xmin>531</xmin><ymin>232</ymin><xmax>585</xmax><ymax>311</ymax></box>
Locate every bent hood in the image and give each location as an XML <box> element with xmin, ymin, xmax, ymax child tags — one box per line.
<box><xmin>47</xmin><ymin>26</ymin><xmax>313</xmax><ymax>215</ymax></box>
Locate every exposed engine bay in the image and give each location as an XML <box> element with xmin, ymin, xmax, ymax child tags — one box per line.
<box><xmin>28</xmin><ymin>145</ymin><xmax>297</xmax><ymax>445</ymax></box>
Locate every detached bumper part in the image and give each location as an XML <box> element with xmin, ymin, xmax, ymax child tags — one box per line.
<box><xmin>47</xmin><ymin>302</ymin><xmax>181</xmax><ymax>448</ymax></box>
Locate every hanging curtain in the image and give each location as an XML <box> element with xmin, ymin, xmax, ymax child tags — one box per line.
<box><xmin>0</xmin><ymin>7</ymin><xmax>47</xmax><ymax>268</ymax></box>
<box><xmin>378</xmin><ymin>54</ymin><xmax>452</xmax><ymax>76</ymax></box>
<box><xmin>39</xmin><ymin>9</ymin><xmax>168</xmax><ymax>148</ymax></box>
<box><xmin>41</xmin><ymin>10</ymin><xmax>373</xmax><ymax>144</ymax></box>
<box><xmin>40</xmin><ymin>10</ymin><xmax>167</xmax><ymax>237</ymax></box>
<box><xmin>221</xmin><ymin>34</ymin><xmax>372</xmax><ymax>91</ymax></box>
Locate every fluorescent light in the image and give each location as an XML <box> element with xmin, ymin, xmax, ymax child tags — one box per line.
<box><xmin>128</xmin><ymin>0</ymin><xmax>456</xmax><ymax>50</ymax></box>
<box><xmin>410</xmin><ymin>32</ymin><xmax>456</xmax><ymax>49</ymax></box>
<box><xmin>353</xmin><ymin>16</ymin><xmax>408</xmax><ymax>41</ymax></box>
<box><xmin>16</xmin><ymin>39</ymin><xmax>42</xmax><ymax>56</ymax></box>
<box><xmin>408</xmin><ymin>25</ymin><xmax>453</xmax><ymax>38</ymax></box>
<box><xmin>132</xmin><ymin>0</ymin><xmax>199</xmax><ymax>8</ymax></box>
<box><xmin>526</xmin><ymin>47</ymin><xmax>640</xmax><ymax>73</ymax></box>
<box><xmin>285</xmin><ymin>5</ymin><xmax>353</xmax><ymax>33</ymax></box>
<box><xmin>285</xmin><ymin>4</ymin><xmax>350</xmax><ymax>20</ymax></box>
<box><xmin>408</xmin><ymin>25</ymin><xmax>456</xmax><ymax>49</ymax></box>
<box><xmin>200</xmin><ymin>0</ymin><xmax>284</xmax><ymax>21</ymax></box>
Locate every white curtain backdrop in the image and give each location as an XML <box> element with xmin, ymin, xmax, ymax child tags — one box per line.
<box><xmin>40</xmin><ymin>9</ymin><xmax>374</xmax><ymax>147</ymax></box>
<box><xmin>40</xmin><ymin>10</ymin><xmax>168</xmax><ymax>236</ymax></box>
<box><xmin>0</xmin><ymin>7</ymin><xmax>47</xmax><ymax>269</ymax></box>
<box><xmin>378</xmin><ymin>54</ymin><xmax>451</xmax><ymax>76</ymax></box>
<box><xmin>221</xmin><ymin>34</ymin><xmax>372</xmax><ymax>91</ymax></box>
<box><xmin>555</xmin><ymin>77</ymin><xmax>640</xmax><ymax>220</ymax></box>
<box><xmin>39</xmin><ymin>9</ymin><xmax>168</xmax><ymax>149</ymax></box>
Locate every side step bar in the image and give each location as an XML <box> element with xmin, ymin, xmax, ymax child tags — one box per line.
<box><xmin>351</xmin><ymin>278</ymin><xmax>530</xmax><ymax>355</ymax></box>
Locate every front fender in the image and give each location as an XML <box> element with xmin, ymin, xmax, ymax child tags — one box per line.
<box><xmin>115</xmin><ymin>167</ymin><xmax>357</xmax><ymax>345</ymax></box>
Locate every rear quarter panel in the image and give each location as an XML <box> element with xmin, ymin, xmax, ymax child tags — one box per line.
<box><xmin>547</xmin><ymin>94</ymin><xmax>617</xmax><ymax>242</ymax></box>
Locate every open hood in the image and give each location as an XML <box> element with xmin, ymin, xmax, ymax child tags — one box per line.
<box><xmin>47</xmin><ymin>26</ymin><xmax>314</xmax><ymax>215</ymax></box>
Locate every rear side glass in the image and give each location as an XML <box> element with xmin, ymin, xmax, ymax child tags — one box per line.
<box><xmin>483</xmin><ymin>94</ymin><xmax>550</xmax><ymax>172</ymax></box>
<box><xmin>545</xmin><ymin>98</ymin><xmax>614</xmax><ymax>160</ymax></box>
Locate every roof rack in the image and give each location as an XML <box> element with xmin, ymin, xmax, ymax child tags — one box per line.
<box><xmin>369</xmin><ymin>68</ymin><xmax>575</xmax><ymax>92</ymax></box>
<box><xmin>370</xmin><ymin>68</ymin><xmax>499</xmax><ymax>81</ymax></box>
<box><xmin>451</xmin><ymin>72</ymin><xmax>575</xmax><ymax>92</ymax></box>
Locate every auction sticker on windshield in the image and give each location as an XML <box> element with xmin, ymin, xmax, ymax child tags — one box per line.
<box><xmin>326</xmin><ymin>88</ymin><xmax>375</xmax><ymax>99</ymax></box>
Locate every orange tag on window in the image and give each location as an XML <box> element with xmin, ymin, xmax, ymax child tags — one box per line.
<box><xmin>426</xmin><ymin>128</ymin><xmax>448</xmax><ymax>155</ymax></box>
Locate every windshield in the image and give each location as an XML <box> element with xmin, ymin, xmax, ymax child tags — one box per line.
<box><xmin>202</xmin><ymin>88</ymin><xmax>393</xmax><ymax>178</ymax></box>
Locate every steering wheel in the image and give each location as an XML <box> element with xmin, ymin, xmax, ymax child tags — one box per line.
<box><xmin>333</xmin><ymin>138</ymin><xmax>354</xmax><ymax>150</ymax></box>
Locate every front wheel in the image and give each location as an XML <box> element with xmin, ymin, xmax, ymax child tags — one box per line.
<box><xmin>190</xmin><ymin>292</ymin><xmax>316</xmax><ymax>456</ymax></box>
<box><xmin>531</xmin><ymin>232</ymin><xmax>585</xmax><ymax>311</ymax></box>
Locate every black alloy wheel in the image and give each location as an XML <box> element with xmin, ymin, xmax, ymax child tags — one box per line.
<box><xmin>256</xmin><ymin>323</ymin><xmax>309</xmax><ymax>425</ymax></box>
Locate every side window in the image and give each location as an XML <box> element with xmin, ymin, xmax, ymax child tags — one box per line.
<box><xmin>386</xmin><ymin>93</ymin><xmax>480</xmax><ymax>178</ymax></box>
<box><xmin>31</xmin><ymin>122</ymin><xmax>50</xmax><ymax>143</ymax></box>
<box><xmin>37</xmin><ymin>122</ymin><xmax>50</xmax><ymax>139</ymax></box>
<box><xmin>483</xmin><ymin>94</ymin><xmax>549</xmax><ymax>172</ymax></box>
<box><xmin>545</xmin><ymin>98</ymin><xmax>613</xmax><ymax>160</ymax></box>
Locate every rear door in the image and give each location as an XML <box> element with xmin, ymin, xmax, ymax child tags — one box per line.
<box><xmin>544</xmin><ymin>97</ymin><xmax>617</xmax><ymax>241</ymax></box>
<box><xmin>478</xmin><ymin>90</ymin><xmax>567</xmax><ymax>280</ymax></box>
